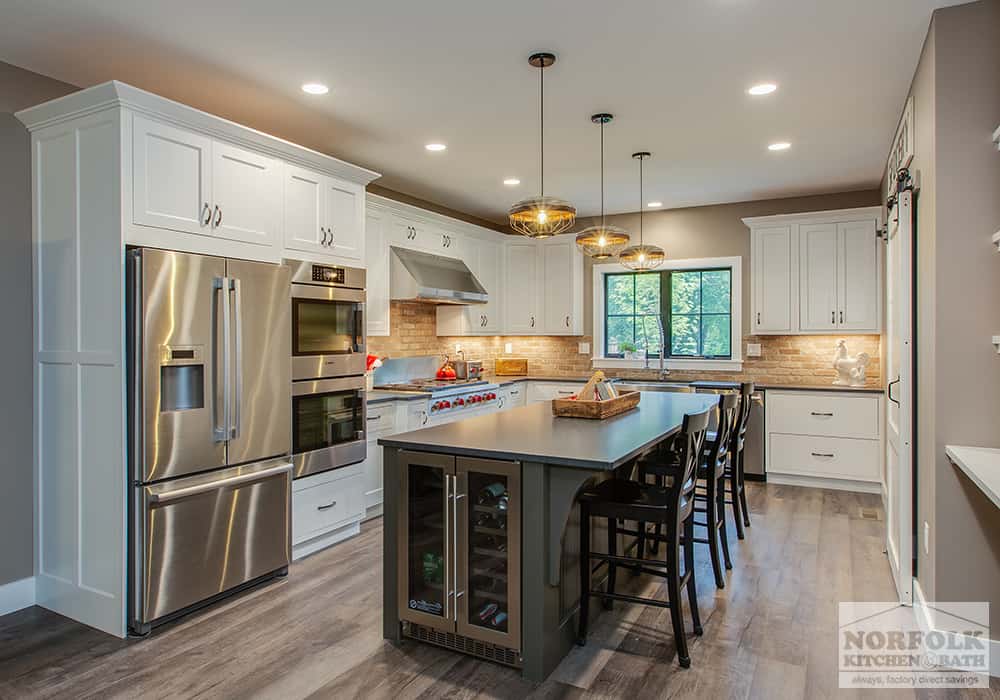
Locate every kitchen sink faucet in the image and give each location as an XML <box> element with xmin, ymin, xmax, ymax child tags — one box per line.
<box><xmin>641</xmin><ymin>317</ymin><xmax>670</xmax><ymax>379</ymax></box>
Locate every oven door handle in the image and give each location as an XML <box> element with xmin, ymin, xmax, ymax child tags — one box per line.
<box><xmin>352</xmin><ymin>307</ymin><xmax>364</xmax><ymax>353</ymax></box>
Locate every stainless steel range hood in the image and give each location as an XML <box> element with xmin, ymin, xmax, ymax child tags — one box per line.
<box><xmin>389</xmin><ymin>246</ymin><xmax>487</xmax><ymax>305</ymax></box>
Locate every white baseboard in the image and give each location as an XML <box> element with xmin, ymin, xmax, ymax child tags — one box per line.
<box><xmin>914</xmin><ymin>578</ymin><xmax>999</xmax><ymax>678</ymax></box>
<box><xmin>292</xmin><ymin>520</ymin><xmax>361</xmax><ymax>561</ymax></box>
<box><xmin>0</xmin><ymin>576</ymin><xmax>36</xmax><ymax>617</ymax></box>
<box><xmin>766</xmin><ymin>472</ymin><xmax>882</xmax><ymax>494</ymax></box>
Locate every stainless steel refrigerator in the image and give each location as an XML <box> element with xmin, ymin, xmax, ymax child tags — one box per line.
<box><xmin>127</xmin><ymin>248</ymin><xmax>292</xmax><ymax>634</ymax></box>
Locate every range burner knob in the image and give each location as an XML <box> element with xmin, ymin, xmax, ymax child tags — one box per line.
<box><xmin>454</xmin><ymin>398</ymin><xmax>465</xmax><ymax>406</ymax></box>
<box><xmin>442</xmin><ymin>400</ymin><xmax>452</xmax><ymax>409</ymax></box>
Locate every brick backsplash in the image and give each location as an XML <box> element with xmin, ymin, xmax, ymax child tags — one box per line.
<box><xmin>368</xmin><ymin>302</ymin><xmax>882</xmax><ymax>388</ymax></box>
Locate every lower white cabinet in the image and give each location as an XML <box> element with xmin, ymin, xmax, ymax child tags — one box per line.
<box><xmin>765</xmin><ymin>389</ymin><xmax>882</xmax><ymax>491</ymax></box>
<box><xmin>362</xmin><ymin>401</ymin><xmax>399</xmax><ymax>519</ymax></box>
<box><xmin>292</xmin><ymin>468</ymin><xmax>365</xmax><ymax>560</ymax></box>
<box><xmin>526</xmin><ymin>381</ymin><xmax>586</xmax><ymax>404</ymax></box>
<box><xmin>498</xmin><ymin>382</ymin><xmax>526</xmax><ymax>410</ymax></box>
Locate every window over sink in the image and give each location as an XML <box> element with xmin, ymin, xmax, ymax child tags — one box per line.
<box><xmin>593</xmin><ymin>256</ymin><xmax>743</xmax><ymax>371</ymax></box>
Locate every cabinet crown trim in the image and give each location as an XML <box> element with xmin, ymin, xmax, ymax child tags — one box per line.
<box><xmin>742</xmin><ymin>206</ymin><xmax>882</xmax><ymax>228</ymax></box>
<box><xmin>16</xmin><ymin>80</ymin><xmax>381</xmax><ymax>186</ymax></box>
<box><xmin>367</xmin><ymin>193</ymin><xmax>507</xmax><ymax>242</ymax></box>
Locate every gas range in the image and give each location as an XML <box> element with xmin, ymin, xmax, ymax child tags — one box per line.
<box><xmin>375</xmin><ymin>378</ymin><xmax>500</xmax><ymax>418</ymax></box>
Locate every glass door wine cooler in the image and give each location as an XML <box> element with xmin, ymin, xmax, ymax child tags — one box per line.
<box><xmin>397</xmin><ymin>451</ymin><xmax>521</xmax><ymax>665</ymax></box>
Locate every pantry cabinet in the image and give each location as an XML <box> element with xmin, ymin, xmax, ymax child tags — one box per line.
<box><xmin>745</xmin><ymin>207</ymin><xmax>881</xmax><ymax>335</ymax></box>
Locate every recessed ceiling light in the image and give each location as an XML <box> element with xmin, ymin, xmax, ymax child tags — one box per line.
<box><xmin>503</xmin><ymin>178</ymin><xmax>521</xmax><ymax>186</ymax></box>
<box><xmin>647</xmin><ymin>201</ymin><xmax>663</xmax><ymax>208</ymax></box>
<box><xmin>748</xmin><ymin>82</ymin><xmax>777</xmax><ymax>96</ymax></box>
<box><xmin>301</xmin><ymin>82</ymin><xmax>329</xmax><ymax>95</ymax></box>
<box><xmin>768</xmin><ymin>141</ymin><xmax>792</xmax><ymax>151</ymax></box>
<box><xmin>425</xmin><ymin>143</ymin><xmax>447</xmax><ymax>152</ymax></box>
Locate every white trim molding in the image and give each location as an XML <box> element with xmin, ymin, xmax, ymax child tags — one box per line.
<box><xmin>914</xmin><ymin>578</ymin><xmax>1000</xmax><ymax>678</ymax></box>
<box><xmin>742</xmin><ymin>205</ymin><xmax>883</xmax><ymax>228</ymax></box>
<box><xmin>591</xmin><ymin>256</ymin><xmax>743</xmax><ymax>372</ymax></box>
<box><xmin>0</xmin><ymin>576</ymin><xmax>36</xmax><ymax>617</ymax></box>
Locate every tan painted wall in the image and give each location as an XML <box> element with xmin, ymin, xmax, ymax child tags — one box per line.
<box><xmin>926</xmin><ymin>0</ymin><xmax>1000</xmax><ymax>633</ymax></box>
<box><xmin>0</xmin><ymin>62</ymin><xmax>77</xmax><ymax>586</ymax></box>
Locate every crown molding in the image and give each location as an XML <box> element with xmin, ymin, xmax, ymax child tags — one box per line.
<box><xmin>742</xmin><ymin>205</ymin><xmax>882</xmax><ymax>228</ymax></box>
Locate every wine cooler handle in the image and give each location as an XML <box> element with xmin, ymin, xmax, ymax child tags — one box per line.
<box><xmin>453</xmin><ymin>473</ymin><xmax>465</xmax><ymax>621</ymax></box>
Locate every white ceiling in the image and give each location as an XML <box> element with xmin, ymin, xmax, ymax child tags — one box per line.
<box><xmin>0</xmin><ymin>0</ymin><xmax>963</xmax><ymax>223</ymax></box>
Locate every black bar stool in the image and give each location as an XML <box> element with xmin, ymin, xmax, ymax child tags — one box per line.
<box><xmin>726</xmin><ymin>382</ymin><xmax>754</xmax><ymax>539</ymax></box>
<box><xmin>576</xmin><ymin>407</ymin><xmax>711</xmax><ymax>668</ymax></box>
<box><xmin>638</xmin><ymin>393</ymin><xmax>740</xmax><ymax>588</ymax></box>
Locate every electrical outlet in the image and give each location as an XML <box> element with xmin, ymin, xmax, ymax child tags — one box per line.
<box><xmin>579</xmin><ymin>342</ymin><xmax>591</xmax><ymax>354</ymax></box>
<box><xmin>504</xmin><ymin>342</ymin><xmax>513</xmax><ymax>354</ymax></box>
<box><xmin>746</xmin><ymin>343</ymin><xmax>762</xmax><ymax>357</ymax></box>
<box><xmin>924</xmin><ymin>521</ymin><xmax>930</xmax><ymax>554</ymax></box>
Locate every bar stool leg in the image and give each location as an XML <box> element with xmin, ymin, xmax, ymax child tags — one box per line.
<box><xmin>683</xmin><ymin>514</ymin><xmax>703</xmax><ymax>636</ymax></box>
<box><xmin>717</xmin><ymin>472</ymin><xmax>733</xmax><ymax>570</ymax></box>
<box><xmin>577</xmin><ymin>502</ymin><xmax>591</xmax><ymax>646</ymax></box>
<box><xmin>706</xmin><ymin>474</ymin><xmax>725</xmax><ymax>589</ymax></box>
<box><xmin>665</xmin><ymin>524</ymin><xmax>690</xmax><ymax>668</ymax></box>
<box><xmin>738</xmin><ymin>449</ymin><xmax>751</xmax><ymax>528</ymax></box>
<box><xmin>650</xmin><ymin>474</ymin><xmax>664</xmax><ymax>556</ymax></box>
<box><xmin>730</xmin><ymin>466</ymin><xmax>746</xmax><ymax>540</ymax></box>
<box><xmin>604</xmin><ymin>517</ymin><xmax>617</xmax><ymax>610</ymax></box>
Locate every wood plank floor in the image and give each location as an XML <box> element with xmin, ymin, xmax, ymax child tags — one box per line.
<box><xmin>1</xmin><ymin>482</ymin><xmax>997</xmax><ymax>699</ymax></box>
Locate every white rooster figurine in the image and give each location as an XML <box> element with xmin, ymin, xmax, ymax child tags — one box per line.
<box><xmin>832</xmin><ymin>339</ymin><xmax>870</xmax><ymax>387</ymax></box>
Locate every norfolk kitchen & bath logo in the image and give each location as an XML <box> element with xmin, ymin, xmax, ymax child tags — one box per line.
<box><xmin>839</xmin><ymin>602</ymin><xmax>989</xmax><ymax>688</ymax></box>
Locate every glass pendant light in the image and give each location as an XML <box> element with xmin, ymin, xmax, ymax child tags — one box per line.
<box><xmin>508</xmin><ymin>52</ymin><xmax>576</xmax><ymax>238</ymax></box>
<box><xmin>618</xmin><ymin>151</ymin><xmax>665</xmax><ymax>270</ymax></box>
<box><xmin>575</xmin><ymin>114</ymin><xmax>630</xmax><ymax>259</ymax></box>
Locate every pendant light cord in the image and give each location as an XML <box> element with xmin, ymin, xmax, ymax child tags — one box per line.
<box><xmin>638</xmin><ymin>156</ymin><xmax>644</xmax><ymax>245</ymax></box>
<box><xmin>539</xmin><ymin>62</ymin><xmax>544</xmax><ymax>197</ymax></box>
<box><xmin>600</xmin><ymin>119</ymin><xmax>605</xmax><ymax>228</ymax></box>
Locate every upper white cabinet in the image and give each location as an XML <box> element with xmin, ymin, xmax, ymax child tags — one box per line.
<box><xmin>541</xmin><ymin>239</ymin><xmax>584</xmax><ymax>335</ymax></box>
<box><xmin>365</xmin><ymin>208</ymin><xmax>390</xmax><ymax>336</ymax></box>
<box><xmin>132</xmin><ymin>115</ymin><xmax>213</xmax><ymax>237</ymax></box>
<box><xmin>436</xmin><ymin>235</ymin><xmax>504</xmax><ymax>336</ymax></box>
<box><xmin>211</xmin><ymin>141</ymin><xmax>281</xmax><ymax>247</ymax></box>
<box><xmin>751</xmin><ymin>225</ymin><xmax>795</xmax><ymax>333</ymax></box>
<box><xmin>745</xmin><ymin>207</ymin><xmax>882</xmax><ymax>335</ymax></box>
<box><xmin>505</xmin><ymin>241</ymin><xmax>541</xmax><ymax>333</ymax></box>
<box><xmin>283</xmin><ymin>165</ymin><xmax>364</xmax><ymax>261</ymax></box>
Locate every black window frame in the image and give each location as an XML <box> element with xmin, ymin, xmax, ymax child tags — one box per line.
<box><xmin>603</xmin><ymin>267</ymin><xmax>733</xmax><ymax>360</ymax></box>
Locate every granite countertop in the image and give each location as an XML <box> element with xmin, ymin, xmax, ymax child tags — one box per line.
<box><xmin>945</xmin><ymin>445</ymin><xmax>1000</xmax><ymax>510</ymax></box>
<box><xmin>378</xmin><ymin>391</ymin><xmax>718</xmax><ymax>470</ymax></box>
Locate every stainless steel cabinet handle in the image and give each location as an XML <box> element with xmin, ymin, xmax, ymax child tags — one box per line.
<box><xmin>840</xmin><ymin>310</ymin><xmax>844</xmax><ymax>324</ymax></box>
<box><xmin>530</xmin><ymin>315</ymin><xmax>535</xmax><ymax>328</ymax></box>
<box><xmin>328</xmin><ymin>227</ymin><xmax>335</xmax><ymax>247</ymax></box>
<box><xmin>317</xmin><ymin>500</ymin><xmax>338</xmax><ymax>511</ymax></box>
<box><xmin>811</xmin><ymin>452</ymin><xmax>835</xmax><ymax>458</ymax></box>
<box><xmin>887</xmin><ymin>377</ymin><xmax>900</xmax><ymax>405</ymax></box>
<box><xmin>367</xmin><ymin>415</ymin><xmax>381</xmax><ymax>422</ymax></box>
<box><xmin>557</xmin><ymin>390</ymin><xmax>575</xmax><ymax>395</ymax></box>
<box><xmin>320</xmin><ymin>228</ymin><xmax>327</xmax><ymax>245</ymax></box>
<box><xmin>214</xmin><ymin>205</ymin><xmax>222</xmax><ymax>228</ymax></box>
<box><xmin>810</xmin><ymin>411</ymin><xmax>833</xmax><ymax>417</ymax></box>
<box><xmin>831</xmin><ymin>310</ymin><xmax>835</xmax><ymax>324</ymax></box>
<box><xmin>149</xmin><ymin>462</ymin><xmax>291</xmax><ymax>503</ymax></box>
<box><xmin>231</xmin><ymin>278</ymin><xmax>243</xmax><ymax>439</ymax></box>
<box><xmin>421</xmin><ymin>411</ymin><xmax>428</xmax><ymax>425</ymax></box>
<box><xmin>201</xmin><ymin>202</ymin><xmax>212</xmax><ymax>226</ymax></box>
<box><xmin>565</xmin><ymin>315</ymin><xmax>570</xmax><ymax>327</ymax></box>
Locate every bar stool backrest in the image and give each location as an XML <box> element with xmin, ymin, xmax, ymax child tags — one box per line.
<box><xmin>670</xmin><ymin>408</ymin><xmax>711</xmax><ymax>511</ymax></box>
<box><xmin>708</xmin><ymin>393</ymin><xmax>740</xmax><ymax>478</ymax></box>
<box><xmin>731</xmin><ymin>382</ymin><xmax>755</xmax><ymax>454</ymax></box>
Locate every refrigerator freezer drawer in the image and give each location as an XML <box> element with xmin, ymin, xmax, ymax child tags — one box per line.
<box><xmin>135</xmin><ymin>460</ymin><xmax>292</xmax><ymax>626</ymax></box>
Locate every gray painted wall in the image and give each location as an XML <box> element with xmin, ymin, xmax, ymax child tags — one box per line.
<box><xmin>891</xmin><ymin>0</ymin><xmax>1000</xmax><ymax>635</ymax></box>
<box><xmin>0</xmin><ymin>62</ymin><xmax>76</xmax><ymax>587</ymax></box>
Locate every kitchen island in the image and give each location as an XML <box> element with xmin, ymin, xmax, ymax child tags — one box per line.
<box><xmin>379</xmin><ymin>391</ymin><xmax>718</xmax><ymax>681</ymax></box>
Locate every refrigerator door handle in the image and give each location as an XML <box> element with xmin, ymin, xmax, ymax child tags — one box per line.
<box><xmin>231</xmin><ymin>278</ymin><xmax>243</xmax><ymax>439</ymax></box>
<box><xmin>214</xmin><ymin>276</ymin><xmax>231</xmax><ymax>442</ymax></box>
<box><xmin>147</xmin><ymin>462</ymin><xmax>292</xmax><ymax>503</ymax></box>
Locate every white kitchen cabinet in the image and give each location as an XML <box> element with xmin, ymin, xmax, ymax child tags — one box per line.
<box><xmin>211</xmin><ymin>141</ymin><xmax>281</xmax><ymax>247</ymax></box>
<box><xmin>362</xmin><ymin>401</ymin><xmax>398</xmax><ymax>519</ymax></box>
<box><xmin>132</xmin><ymin>114</ymin><xmax>213</xmax><ymax>237</ymax></box>
<box><xmin>292</xmin><ymin>469</ymin><xmax>365</xmax><ymax>560</ymax></box>
<box><xmin>799</xmin><ymin>223</ymin><xmax>839</xmax><ymax>331</ymax></box>
<box><xmin>526</xmin><ymin>381</ymin><xmax>585</xmax><ymax>404</ymax></box>
<box><xmin>751</xmin><ymin>225</ymin><xmax>794</xmax><ymax>333</ymax></box>
<box><xmin>436</xmin><ymin>235</ymin><xmax>503</xmax><ymax>335</ymax></box>
<box><xmin>366</xmin><ymin>208</ymin><xmax>390</xmax><ymax>336</ymax></box>
<box><xmin>541</xmin><ymin>239</ymin><xmax>584</xmax><ymax>335</ymax></box>
<box><xmin>505</xmin><ymin>242</ymin><xmax>541</xmax><ymax>333</ymax></box>
<box><xmin>499</xmin><ymin>382</ymin><xmax>526</xmax><ymax>410</ymax></box>
<box><xmin>283</xmin><ymin>164</ymin><xmax>364</xmax><ymax>261</ymax></box>
<box><xmin>765</xmin><ymin>389</ymin><xmax>882</xmax><ymax>492</ymax></box>
<box><xmin>745</xmin><ymin>207</ymin><xmax>881</xmax><ymax>335</ymax></box>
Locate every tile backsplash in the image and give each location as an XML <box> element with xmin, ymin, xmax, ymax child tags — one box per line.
<box><xmin>368</xmin><ymin>302</ymin><xmax>882</xmax><ymax>388</ymax></box>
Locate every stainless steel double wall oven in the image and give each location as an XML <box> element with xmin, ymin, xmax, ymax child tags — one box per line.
<box><xmin>288</xmin><ymin>260</ymin><xmax>368</xmax><ymax>479</ymax></box>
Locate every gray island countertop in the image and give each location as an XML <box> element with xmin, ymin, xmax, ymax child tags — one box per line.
<box><xmin>378</xmin><ymin>391</ymin><xmax>718</xmax><ymax>470</ymax></box>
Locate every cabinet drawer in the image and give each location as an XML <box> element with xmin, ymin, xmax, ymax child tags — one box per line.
<box><xmin>766</xmin><ymin>391</ymin><xmax>879</xmax><ymax>440</ymax></box>
<box><xmin>366</xmin><ymin>403</ymin><xmax>398</xmax><ymax>437</ymax></box>
<box><xmin>768</xmin><ymin>433</ymin><xmax>879</xmax><ymax>482</ymax></box>
<box><xmin>292</xmin><ymin>473</ymin><xmax>364</xmax><ymax>544</ymax></box>
<box><xmin>527</xmin><ymin>382</ymin><xmax>583</xmax><ymax>404</ymax></box>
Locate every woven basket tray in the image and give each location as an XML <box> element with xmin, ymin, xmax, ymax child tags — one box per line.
<box><xmin>551</xmin><ymin>390</ymin><xmax>641</xmax><ymax>420</ymax></box>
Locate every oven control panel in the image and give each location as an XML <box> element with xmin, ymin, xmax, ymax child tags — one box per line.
<box><xmin>311</xmin><ymin>265</ymin><xmax>346</xmax><ymax>284</ymax></box>
<box><xmin>430</xmin><ymin>391</ymin><xmax>498</xmax><ymax>413</ymax></box>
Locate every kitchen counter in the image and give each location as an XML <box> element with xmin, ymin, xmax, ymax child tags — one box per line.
<box><xmin>946</xmin><ymin>445</ymin><xmax>1000</xmax><ymax>510</ymax></box>
<box><xmin>380</xmin><ymin>391</ymin><xmax>718</xmax><ymax>681</ymax></box>
<box><xmin>367</xmin><ymin>389</ymin><xmax>430</xmax><ymax>404</ymax></box>
<box><xmin>379</xmin><ymin>391</ymin><xmax>717</xmax><ymax>470</ymax></box>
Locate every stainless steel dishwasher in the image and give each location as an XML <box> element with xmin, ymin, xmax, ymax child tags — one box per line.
<box><xmin>691</xmin><ymin>383</ymin><xmax>765</xmax><ymax>479</ymax></box>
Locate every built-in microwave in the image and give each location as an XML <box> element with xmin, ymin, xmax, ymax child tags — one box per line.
<box><xmin>288</xmin><ymin>260</ymin><xmax>366</xmax><ymax>382</ymax></box>
<box><xmin>291</xmin><ymin>376</ymin><xmax>367</xmax><ymax>479</ymax></box>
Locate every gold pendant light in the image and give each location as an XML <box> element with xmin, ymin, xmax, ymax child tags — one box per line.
<box><xmin>618</xmin><ymin>151</ymin><xmax>665</xmax><ymax>270</ymax></box>
<box><xmin>576</xmin><ymin>113</ymin><xmax>630</xmax><ymax>259</ymax></box>
<box><xmin>508</xmin><ymin>52</ymin><xmax>576</xmax><ymax>238</ymax></box>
